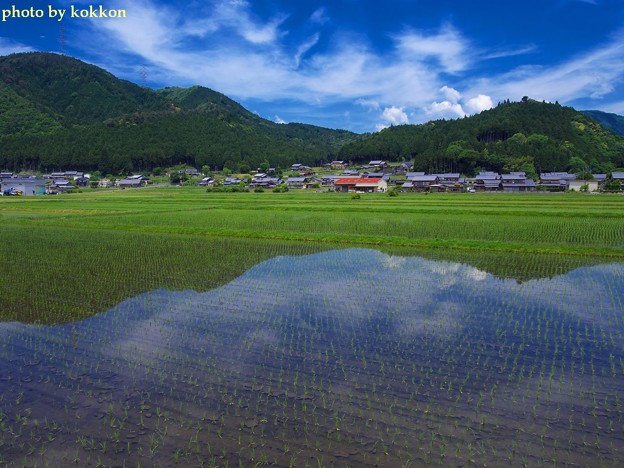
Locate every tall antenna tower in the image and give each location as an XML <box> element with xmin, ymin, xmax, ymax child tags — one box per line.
<box><xmin>58</xmin><ymin>25</ymin><xmax>66</xmax><ymax>54</ymax></box>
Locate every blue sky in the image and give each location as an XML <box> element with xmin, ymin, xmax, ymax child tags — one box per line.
<box><xmin>1</xmin><ymin>0</ymin><xmax>624</xmax><ymax>132</ymax></box>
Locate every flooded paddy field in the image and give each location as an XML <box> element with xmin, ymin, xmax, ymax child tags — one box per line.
<box><xmin>1</xmin><ymin>248</ymin><xmax>623</xmax><ymax>466</ymax></box>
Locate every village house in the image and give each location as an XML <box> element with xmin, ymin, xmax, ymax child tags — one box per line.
<box><xmin>393</xmin><ymin>162</ymin><xmax>412</xmax><ymax>174</ymax></box>
<box><xmin>250</xmin><ymin>173</ymin><xmax>282</xmax><ymax>188</ymax></box>
<box><xmin>198</xmin><ymin>176</ymin><xmax>215</xmax><ymax>187</ymax></box>
<box><xmin>431</xmin><ymin>173</ymin><xmax>465</xmax><ymax>192</ymax></box>
<box><xmin>473</xmin><ymin>172</ymin><xmax>502</xmax><ymax>192</ymax></box>
<box><xmin>46</xmin><ymin>171</ymin><xmax>84</xmax><ymax>180</ymax></box>
<box><xmin>592</xmin><ymin>174</ymin><xmax>607</xmax><ymax>187</ymax></box>
<box><xmin>334</xmin><ymin>177</ymin><xmax>388</xmax><ymax>193</ymax></box>
<box><xmin>405</xmin><ymin>174</ymin><xmax>439</xmax><ymax>192</ymax></box>
<box><xmin>367</xmin><ymin>160</ymin><xmax>387</xmax><ymax>170</ymax></box>
<box><xmin>612</xmin><ymin>172</ymin><xmax>624</xmax><ymax>183</ymax></box>
<box><xmin>290</xmin><ymin>163</ymin><xmax>313</xmax><ymax>172</ymax></box>
<box><xmin>223</xmin><ymin>176</ymin><xmax>242</xmax><ymax>186</ymax></box>
<box><xmin>321</xmin><ymin>174</ymin><xmax>357</xmax><ymax>186</ymax></box>
<box><xmin>501</xmin><ymin>172</ymin><xmax>537</xmax><ymax>192</ymax></box>
<box><xmin>117</xmin><ymin>174</ymin><xmax>150</xmax><ymax>188</ymax></box>
<box><xmin>362</xmin><ymin>172</ymin><xmax>390</xmax><ymax>181</ymax></box>
<box><xmin>286</xmin><ymin>176</ymin><xmax>311</xmax><ymax>189</ymax></box>
<box><xmin>49</xmin><ymin>178</ymin><xmax>74</xmax><ymax>192</ymax></box>
<box><xmin>329</xmin><ymin>160</ymin><xmax>347</xmax><ymax>170</ymax></box>
<box><xmin>178</xmin><ymin>168</ymin><xmax>201</xmax><ymax>177</ymax></box>
<box><xmin>539</xmin><ymin>172</ymin><xmax>576</xmax><ymax>191</ymax></box>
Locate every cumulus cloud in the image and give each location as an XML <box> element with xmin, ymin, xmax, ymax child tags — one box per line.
<box><xmin>440</xmin><ymin>85</ymin><xmax>462</xmax><ymax>103</ymax></box>
<box><xmin>425</xmin><ymin>86</ymin><xmax>493</xmax><ymax>119</ymax></box>
<box><xmin>378</xmin><ymin>106</ymin><xmax>409</xmax><ymax>129</ymax></box>
<box><xmin>465</xmin><ymin>94</ymin><xmax>494</xmax><ymax>113</ymax></box>
<box><xmin>274</xmin><ymin>115</ymin><xmax>286</xmax><ymax>124</ymax></box>
<box><xmin>426</xmin><ymin>100</ymin><xmax>466</xmax><ymax>118</ymax></box>
<box><xmin>65</xmin><ymin>0</ymin><xmax>624</xmax><ymax>131</ymax></box>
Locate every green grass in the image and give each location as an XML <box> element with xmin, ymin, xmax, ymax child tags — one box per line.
<box><xmin>1</xmin><ymin>187</ymin><xmax>623</xmax><ymax>323</ymax></box>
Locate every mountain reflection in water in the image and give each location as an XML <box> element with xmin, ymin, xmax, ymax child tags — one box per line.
<box><xmin>1</xmin><ymin>249</ymin><xmax>623</xmax><ymax>467</ymax></box>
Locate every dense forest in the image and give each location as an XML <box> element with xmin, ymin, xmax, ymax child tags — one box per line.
<box><xmin>0</xmin><ymin>53</ymin><xmax>355</xmax><ymax>173</ymax></box>
<box><xmin>1</xmin><ymin>52</ymin><xmax>623</xmax><ymax>175</ymax></box>
<box><xmin>338</xmin><ymin>99</ymin><xmax>624</xmax><ymax>176</ymax></box>
<box><xmin>582</xmin><ymin>110</ymin><xmax>624</xmax><ymax>138</ymax></box>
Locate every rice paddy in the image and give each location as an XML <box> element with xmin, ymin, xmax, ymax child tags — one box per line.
<box><xmin>1</xmin><ymin>188</ymin><xmax>623</xmax><ymax>466</ymax></box>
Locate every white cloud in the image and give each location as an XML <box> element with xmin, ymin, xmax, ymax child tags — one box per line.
<box><xmin>483</xmin><ymin>45</ymin><xmax>537</xmax><ymax>60</ymax></box>
<box><xmin>440</xmin><ymin>85</ymin><xmax>462</xmax><ymax>103</ymax></box>
<box><xmin>274</xmin><ymin>115</ymin><xmax>286</xmax><ymax>124</ymax></box>
<box><xmin>68</xmin><ymin>0</ymin><xmax>624</xmax><ymax>131</ymax></box>
<box><xmin>465</xmin><ymin>94</ymin><xmax>494</xmax><ymax>113</ymax></box>
<box><xmin>425</xmin><ymin>87</ymin><xmax>493</xmax><ymax>119</ymax></box>
<box><xmin>356</xmin><ymin>98</ymin><xmax>380</xmax><ymax>110</ymax></box>
<box><xmin>392</xmin><ymin>24</ymin><xmax>471</xmax><ymax>73</ymax></box>
<box><xmin>468</xmin><ymin>30</ymin><xmax>624</xmax><ymax>106</ymax></box>
<box><xmin>294</xmin><ymin>33</ymin><xmax>320</xmax><ymax>68</ymax></box>
<box><xmin>380</xmin><ymin>106</ymin><xmax>409</xmax><ymax>125</ymax></box>
<box><xmin>426</xmin><ymin>100</ymin><xmax>466</xmax><ymax>119</ymax></box>
<box><xmin>310</xmin><ymin>7</ymin><xmax>329</xmax><ymax>25</ymax></box>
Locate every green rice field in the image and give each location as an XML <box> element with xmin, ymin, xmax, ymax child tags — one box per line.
<box><xmin>1</xmin><ymin>188</ymin><xmax>623</xmax><ymax>466</ymax></box>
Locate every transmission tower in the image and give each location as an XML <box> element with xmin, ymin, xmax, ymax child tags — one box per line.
<box><xmin>58</xmin><ymin>25</ymin><xmax>66</xmax><ymax>54</ymax></box>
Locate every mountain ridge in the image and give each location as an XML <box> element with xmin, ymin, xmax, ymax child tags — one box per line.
<box><xmin>1</xmin><ymin>52</ymin><xmax>623</xmax><ymax>175</ymax></box>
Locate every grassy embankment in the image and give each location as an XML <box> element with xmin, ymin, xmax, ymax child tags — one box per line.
<box><xmin>1</xmin><ymin>187</ymin><xmax>623</xmax><ymax>323</ymax></box>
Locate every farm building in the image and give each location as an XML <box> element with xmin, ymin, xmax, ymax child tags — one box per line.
<box><xmin>334</xmin><ymin>178</ymin><xmax>388</xmax><ymax>192</ymax></box>
<box><xmin>1</xmin><ymin>177</ymin><xmax>46</xmax><ymax>196</ymax></box>
<box><xmin>405</xmin><ymin>175</ymin><xmax>440</xmax><ymax>191</ymax></box>
<box><xmin>501</xmin><ymin>173</ymin><xmax>537</xmax><ymax>192</ymax></box>
<box><xmin>568</xmin><ymin>179</ymin><xmax>599</xmax><ymax>192</ymax></box>
<box><xmin>539</xmin><ymin>172</ymin><xmax>576</xmax><ymax>191</ymax></box>
<box><xmin>118</xmin><ymin>175</ymin><xmax>149</xmax><ymax>188</ymax></box>
<box><xmin>329</xmin><ymin>160</ymin><xmax>347</xmax><ymax>169</ymax></box>
<box><xmin>286</xmin><ymin>176</ymin><xmax>309</xmax><ymax>189</ymax></box>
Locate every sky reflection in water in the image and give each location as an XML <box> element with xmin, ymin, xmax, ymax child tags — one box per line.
<box><xmin>1</xmin><ymin>249</ymin><xmax>623</xmax><ymax>466</ymax></box>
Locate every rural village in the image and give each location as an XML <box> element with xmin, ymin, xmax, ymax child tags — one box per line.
<box><xmin>2</xmin><ymin>160</ymin><xmax>623</xmax><ymax>196</ymax></box>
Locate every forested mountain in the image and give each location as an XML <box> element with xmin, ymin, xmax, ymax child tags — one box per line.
<box><xmin>338</xmin><ymin>99</ymin><xmax>624</xmax><ymax>176</ymax></box>
<box><xmin>582</xmin><ymin>110</ymin><xmax>624</xmax><ymax>137</ymax></box>
<box><xmin>0</xmin><ymin>52</ymin><xmax>355</xmax><ymax>173</ymax></box>
<box><xmin>1</xmin><ymin>52</ymin><xmax>623</xmax><ymax>175</ymax></box>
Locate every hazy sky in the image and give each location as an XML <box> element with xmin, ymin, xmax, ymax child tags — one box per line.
<box><xmin>2</xmin><ymin>0</ymin><xmax>623</xmax><ymax>132</ymax></box>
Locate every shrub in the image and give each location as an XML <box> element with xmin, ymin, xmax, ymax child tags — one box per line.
<box><xmin>272</xmin><ymin>184</ymin><xmax>289</xmax><ymax>193</ymax></box>
<box><xmin>351</xmin><ymin>193</ymin><xmax>361</xmax><ymax>199</ymax></box>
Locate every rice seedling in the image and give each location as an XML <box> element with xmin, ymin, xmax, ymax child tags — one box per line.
<box><xmin>1</xmin><ymin>190</ymin><xmax>624</xmax><ymax>465</ymax></box>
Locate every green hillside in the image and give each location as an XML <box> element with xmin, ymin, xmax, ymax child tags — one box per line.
<box><xmin>339</xmin><ymin>99</ymin><xmax>624</xmax><ymax>176</ymax></box>
<box><xmin>0</xmin><ymin>52</ymin><xmax>169</xmax><ymax>129</ymax></box>
<box><xmin>582</xmin><ymin>110</ymin><xmax>624</xmax><ymax>137</ymax></box>
<box><xmin>0</xmin><ymin>53</ymin><xmax>355</xmax><ymax>172</ymax></box>
<box><xmin>1</xmin><ymin>52</ymin><xmax>623</xmax><ymax>175</ymax></box>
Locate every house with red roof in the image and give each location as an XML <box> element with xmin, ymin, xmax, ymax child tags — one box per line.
<box><xmin>334</xmin><ymin>177</ymin><xmax>388</xmax><ymax>193</ymax></box>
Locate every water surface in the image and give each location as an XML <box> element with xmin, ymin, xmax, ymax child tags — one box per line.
<box><xmin>1</xmin><ymin>249</ymin><xmax>623</xmax><ymax>466</ymax></box>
